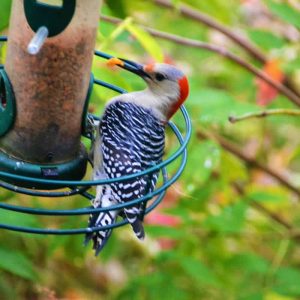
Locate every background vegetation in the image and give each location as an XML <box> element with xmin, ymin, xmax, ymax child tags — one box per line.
<box><xmin>2</xmin><ymin>0</ymin><xmax>300</xmax><ymax>299</ymax></box>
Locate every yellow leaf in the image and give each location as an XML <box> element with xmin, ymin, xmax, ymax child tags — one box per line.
<box><xmin>100</xmin><ymin>17</ymin><xmax>132</xmax><ymax>50</ymax></box>
<box><xmin>264</xmin><ymin>292</ymin><xmax>295</xmax><ymax>300</ymax></box>
<box><xmin>125</xmin><ymin>21</ymin><xmax>164</xmax><ymax>62</ymax></box>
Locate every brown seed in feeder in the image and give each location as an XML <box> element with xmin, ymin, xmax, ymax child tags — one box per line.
<box><xmin>1</xmin><ymin>0</ymin><xmax>101</xmax><ymax>164</ymax></box>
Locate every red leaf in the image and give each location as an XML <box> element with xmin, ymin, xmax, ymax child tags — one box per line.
<box><xmin>256</xmin><ymin>59</ymin><xmax>284</xmax><ymax>106</ymax></box>
<box><xmin>145</xmin><ymin>212</ymin><xmax>181</xmax><ymax>227</ymax></box>
<box><xmin>158</xmin><ymin>238</ymin><xmax>177</xmax><ymax>250</ymax></box>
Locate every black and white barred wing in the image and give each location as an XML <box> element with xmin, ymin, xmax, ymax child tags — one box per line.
<box><xmin>85</xmin><ymin>125</ymin><xmax>119</xmax><ymax>255</ymax></box>
<box><xmin>85</xmin><ymin>186</ymin><xmax>118</xmax><ymax>255</ymax></box>
<box><xmin>102</xmin><ymin>140</ymin><xmax>147</xmax><ymax>240</ymax></box>
<box><xmin>101</xmin><ymin>101</ymin><xmax>165</xmax><ymax>239</ymax></box>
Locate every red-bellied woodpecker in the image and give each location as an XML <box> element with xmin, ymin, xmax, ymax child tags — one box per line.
<box><xmin>85</xmin><ymin>58</ymin><xmax>189</xmax><ymax>255</ymax></box>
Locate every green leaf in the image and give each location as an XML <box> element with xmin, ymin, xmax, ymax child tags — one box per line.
<box><xmin>283</xmin><ymin>57</ymin><xmax>300</xmax><ymax>74</ymax></box>
<box><xmin>220</xmin><ymin>151</ymin><xmax>248</xmax><ymax>184</ymax></box>
<box><xmin>247</xmin><ymin>30</ymin><xmax>285</xmax><ymax>50</ymax></box>
<box><xmin>0</xmin><ymin>0</ymin><xmax>11</xmax><ymax>31</ymax></box>
<box><xmin>170</xmin><ymin>0</ymin><xmax>181</xmax><ymax>10</ymax></box>
<box><xmin>204</xmin><ymin>201</ymin><xmax>247</xmax><ymax>233</ymax></box>
<box><xmin>0</xmin><ymin>209</ymin><xmax>40</xmax><ymax>228</ymax></box>
<box><xmin>116</xmin><ymin>272</ymin><xmax>189</xmax><ymax>300</ymax></box>
<box><xmin>191</xmin><ymin>89</ymin><xmax>259</xmax><ymax>126</ymax></box>
<box><xmin>156</xmin><ymin>252</ymin><xmax>221</xmax><ymax>287</ymax></box>
<box><xmin>100</xmin><ymin>17</ymin><xmax>131</xmax><ymax>50</ymax></box>
<box><xmin>100</xmin><ymin>17</ymin><xmax>163</xmax><ymax>62</ymax></box>
<box><xmin>247</xmin><ymin>188</ymin><xmax>288</xmax><ymax>203</ymax></box>
<box><xmin>0</xmin><ymin>248</ymin><xmax>37</xmax><ymax>281</ymax></box>
<box><xmin>238</xmin><ymin>292</ymin><xmax>264</xmax><ymax>300</ymax></box>
<box><xmin>180</xmin><ymin>257</ymin><xmax>220</xmax><ymax>286</ymax></box>
<box><xmin>125</xmin><ymin>21</ymin><xmax>164</xmax><ymax>62</ymax></box>
<box><xmin>185</xmin><ymin>139</ymin><xmax>221</xmax><ymax>185</ymax></box>
<box><xmin>147</xmin><ymin>225</ymin><xmax>185</xmax><ymax>238</ymax></box>
<box><xmin>0</xmin><ymin>276</ymin><xmax>17</xmax><ymax>300</ymax></box>
<box><xmin>266</xmin><ymin>0</ymin><xmax>300</xmax><ymax>29</ymax></box>
<box><xmin>264</xmin><ymin>292</ymin><xmax>294</xmax><ymax>300</ymax></box>
<box><xmin>0</xmin><ymin>189</ymin><xmax>15</xmax><ymax>201</ymax></box>
<box><xmin>105</xmin><ymin>0</ymin><xmax>127</xmax><ymax>18</ymax></box>
<box><xmin>273</xmin><ymin>267</ymin><xmax>300</xmax><ymax>296</ymax></box>
<box><xmin>228</xmin><ymin>253</ymin><xmax>269</xmax><ymax>275</ymax></box>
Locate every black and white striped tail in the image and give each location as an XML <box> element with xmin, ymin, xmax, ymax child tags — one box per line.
<box><xmin>84</xmin><ymin>210</ymin><xmax>117</xmax><ymax>256</ymax></box>
<box><xmin>124</xmin><ymin>207</ymin><xmax>145</xmax><ymax>240</ymax></box>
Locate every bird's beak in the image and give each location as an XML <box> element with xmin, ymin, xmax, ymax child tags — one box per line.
<box><xmin>107</xmin><ymin>57</ymin><xmax>151</xmax><ymax>80</ymax></box>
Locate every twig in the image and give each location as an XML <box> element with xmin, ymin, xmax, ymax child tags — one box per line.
<box><xmin>197</xmin><ymin>129</ymin><xmax>300</xmax><ymax>198</ymax></box>
<box><xmin>253</xmin><ymin>202</ymin><xmax>293</xmax><ymax>230</ymax></box>
<box><xmin>269</xmin><ymin>238</ymin><xmax>290</xmax><ymax>275</ymax></box>
<box><xmin>229</xmin><ymin>109</ymin><xmax>300</xmax><ymax>123</ymax></box>
<box><xmin>232</xmin><ymin>182</ymin><xmax>293</xmax><ymax>230</ymax></box>
<box><xmin>152</xmin><ymin>0</ymin><xmax>300</xmax><ymax>98</ymax></box>
<box><xmin>234</xmin><ymin>182</ymin><xmax>300</xmax><ymax>244</ymax></box>
<box><xmin>101</xmin><ymin>15</ymin><xmax>300</xmax><ymax>108</ymax></box>
<box><xmin>153</xmin><ymin>0</ymin><xmax>266</xmax><ymax>63</ymax></box>
<box><xmin>288</xmin><ymin>230</ymin><xmax>300</xmax><ymax>240</ymax></box>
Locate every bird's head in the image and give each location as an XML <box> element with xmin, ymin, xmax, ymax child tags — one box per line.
<box><xmin>107</xmin><ymin>58</ymin><xmax>189</xmax><ymax>120</ymax></box>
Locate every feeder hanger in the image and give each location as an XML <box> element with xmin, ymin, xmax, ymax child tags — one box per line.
<box><xmin>24</xmin><ymin>0</ymin><xmax>76</xmax><ymax>37</ymax></box>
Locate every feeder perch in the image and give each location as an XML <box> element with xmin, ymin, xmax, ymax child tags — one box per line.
<box><xmin>0</xmin><ymin>0</ymin><xmax>191</xmax><ymax>236</ymax></box>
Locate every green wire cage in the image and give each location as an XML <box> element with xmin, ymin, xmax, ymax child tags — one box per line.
<box><xmin>0</xmin><ymin>35</ymin><xmax>191</xmax><ymax>236</ymax></box>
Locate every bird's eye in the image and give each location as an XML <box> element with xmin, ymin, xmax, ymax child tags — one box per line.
<box><xmin>155</xmin><ymin>73</ymin><xmax>166</xmax><ymax>81</ymax></box>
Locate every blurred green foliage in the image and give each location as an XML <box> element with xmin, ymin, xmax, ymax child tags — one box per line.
<box><xmin>266</xmin><ymin>0</ymin><xmax>300</xmax><ymax>30</ymax></box>
<box><xmin>0</xmin><ymin>0</ymin><xmax>11</xmax><ymax>31</ymax></box>
<box><xmin>2</xmin><ymin>0</ymin><xmax>300</xmax><ymax>299</ymax></box>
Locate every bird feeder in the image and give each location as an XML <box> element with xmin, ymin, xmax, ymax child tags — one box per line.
<box><xmin>0</xmin><ymin>0</ymin><xmax>100</xmax><ymax>187</ymax></box>
<box><xmin>0</xmin><ymin>1</ymin><xmax>191</xmax><ymax>236</ymax></box>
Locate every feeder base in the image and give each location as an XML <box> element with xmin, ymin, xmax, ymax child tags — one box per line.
<box><xmin>0</xmin><ymin>145</ymin><xmax>87</xmax><ymax>189</ymax></box>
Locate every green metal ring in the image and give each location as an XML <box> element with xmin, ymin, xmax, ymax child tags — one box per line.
<box><xmin>81</xmin><ymin>73</ymin><xmax>94</xmax><ymax>137</ymax></box>
<box><xmin>0</xmin><ymin>36</ymin><xmax>192</xmax><ymax>235</ymax></box>
<box><xmin>0</xmin><ymin>108</ymin><xmax>190</xmax><ymax>234</ymax></box>
<box><xmin>0</xmin><ymin>145</ymin><xmax>87</xmax><ymax>189</ymax></box>
<box><xmin>0</xmin><ymin>119</ymin><xmax>188</xmax><ymax>216</ymax></box>
<box><xmin>0</xmin><ymin>123</ymin><xmax>187</xmax><ymax>234</ymax></box>
<box><xmin>0</xmin><ymin>106</ymin><xmax>190</xmax><ymax>187</ymax></box>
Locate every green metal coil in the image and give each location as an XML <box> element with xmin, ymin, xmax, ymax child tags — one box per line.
<box><xmin>0</xmin><ymin>36</ymin><xmax>192</xmax><ymax>235</ymax></box>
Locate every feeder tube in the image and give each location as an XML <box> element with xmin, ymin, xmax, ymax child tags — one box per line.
<box><xmin>27</xmin><ymin>26</ymin><xmax>49</xmax><ymax>55</ymax></box>
<box><xmin>3</xmin><ymin>0</ymin><xmax>101</xmax><ymax>164</ymax></box>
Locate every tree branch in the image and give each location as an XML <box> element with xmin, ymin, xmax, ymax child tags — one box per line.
<box><xmin>101</xmin><ymin>15</ymin><xmax>300</xmax><ymax>108</ymax></box>
<box><xmin>153</xmin><ymin>0</ymin><xmax>266</xmax><ymax>63</ymax></box>
<box><xmin>232</xmin><ymin>182</ymin><xmax>293</xmax><ymax>230</ymax></box>
<box><xmin>197</xmin><ymin>129</ymin><xmax>300</xmax><ymax>198</ymax></box>
<box><xmin>229</xmin><ymin>109</ymin><xmax>300</xmax><ymax>123</ymax></box>
<box><xmin>152</xmin><ymin>0</ymin><xmax>300</xmax><ymax>98</ymax></box>
<box><xmin>233</xmin><ymin>182</ymin><xmax>300</xmax><ymax>243</ymax></box>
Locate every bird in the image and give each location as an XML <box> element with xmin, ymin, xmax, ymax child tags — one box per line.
<box><xmin>84</xmin><ymin>58</ymin><xmax>189</xmax><ymax>255</ymax></box>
